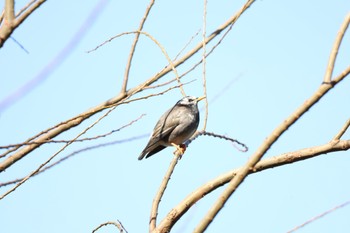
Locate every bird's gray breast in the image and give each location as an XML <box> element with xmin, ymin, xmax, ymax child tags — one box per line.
<box><xmin>167</xmin><ymin>105</ymin><xmax>199</xmax><ymax>145</ymax></box>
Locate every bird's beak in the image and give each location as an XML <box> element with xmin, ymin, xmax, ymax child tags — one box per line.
<box><xmin>196</xmin><ymin>96</ymin><xmax>206</xmax><ymax>102</ymax></box>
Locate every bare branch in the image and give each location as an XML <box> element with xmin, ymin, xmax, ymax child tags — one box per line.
<box><xmin>145</xmin><ymin>78</ymin><xmax>181</xmax><ymax>90</ymax></box>
<box><xmin>92</xmin><ymin>220</ymin><xmax>128</xmax><ymax>233</ymax></box>
<box><xmin>177</xmin><ymin>12</ymin><xmax>237</xmax><ymax>85</ymax></box>
<box><xmin>201</xmin><ymin>0</ymin><xmax>209</xmax><ymax>131</ymax></box>
<box><xmin>333</xmin><ymin>65</ymin><xmax>350</xmax><ymax>83</ymax></box>
<box><xmin>120</xmin><ymin>80</ymin><xmax>195</xmax><ymax>105</ymax></box>
<box><xmin>4</xmin><ymin>0</ymin><xmax>15</xmax><ymax>23</ymax></box>
<box><xmin>0</xmin><ymin>0</ymin><xmax>46</xmax><ymax>48</ymax></box>
<box><xmin>0</xmin><ymin>112</ymin><xmax>88</xmax><ymax>158</ymax></box>
<box><xmin>186</xmin><ymin>131</ymin><xmax>248</xmax><ymax>152</ymax></box>
<box><xmin>287</xmin><ymin>200</ymin><xmax>350</xmax><ymax>233</ymax></box>
<box><xmin>0</xmin><ymin>114</ymin><xmax>145</xmax><ymax>149</ymax></box>
<box><xmin>0</xmin><ymin>134</ymin><xmax>147</xmax><ymax>188</ymax></box>
<box><xmin>173</xmin><ymin>28</ymin><xmax>201</xmax><ymax>61</ymax></box>
<box><xmin>156</xmin><ymin>139</ymin><xmax>350</xmax><ymax>232</ymax></box>
<box><xmin>323</xmin><ymin>12</ymin><xmax>350</xmax><ymax>83</ymax></box>
<box><xmin>333</xmin><ymin>118</ymin><xmax>350</xmax><ymax>140</ymax></box>
<box><xmin>0</xmin><ymin>105</ymin><xmax>117</xmax><ymax>200</ymax></box>
<box><xmin>150</xmin><ymin>156</ymin><xmax>180</xmax><ymax>231</ymax></box>
<box><xmin>15</xmin><ymin>0</ymin><xmax>36</xmax><ymax>18</ymax></box>
<box><xmin>89</xmin><ymin>30</ymin><xmax>186</xmax><ymax>96</ymax></box>
<box><xmin>0</xmin><ymin>9</ymin><xmax>4</xmax><ymax>24</ymax></box>
<box><xmin>121</xmin><ymin>0</ymin><xmax>155</xmax><ymax>94</ymax></box>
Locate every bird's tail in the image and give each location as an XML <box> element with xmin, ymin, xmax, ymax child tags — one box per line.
<box><xmin>138</xmin><ymin>151</ymin><xmax>147</xmax><ymax>160</ymax></box>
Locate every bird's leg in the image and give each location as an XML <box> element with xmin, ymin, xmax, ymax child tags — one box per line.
<box><xmin>171</xmin><ymin>143</ymin><xmax>186</xmax><ymax>159</ymax></box>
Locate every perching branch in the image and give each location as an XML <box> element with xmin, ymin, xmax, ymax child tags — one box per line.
<box><xmin>149</xmin><ymin>156</ymin><xmax>180</xmax><ymax>232</ymax></box>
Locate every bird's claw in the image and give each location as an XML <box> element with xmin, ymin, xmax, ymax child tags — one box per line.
<box><xmin>173</xmin><ymin>144</ymin><xmax>186</xmax><ymax>159</ymax></box>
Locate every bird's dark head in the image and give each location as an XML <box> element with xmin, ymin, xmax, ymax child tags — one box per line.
<box><xmin>176</xmin><ymin>96</ymin><xmax>206</xmax><ymax>106</ymax></box>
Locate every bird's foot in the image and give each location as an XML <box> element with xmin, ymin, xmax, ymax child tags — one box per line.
<box><xmin>172</xmin><ymin>143</ymin><xmax>186</xmax><ymax>159</ymax></box>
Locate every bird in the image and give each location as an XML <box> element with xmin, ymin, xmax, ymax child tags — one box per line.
<box><xmin>138</xmin><ymin>96</ymin><xmax>205</xmax><ymax>160</ymax></box>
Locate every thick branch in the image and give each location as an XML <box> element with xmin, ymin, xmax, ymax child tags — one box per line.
<box><xmin>155</xmin><ymin>139</ymin><xmax>350</xmax><ymax>232</ymax></box>
<box><xmin>4</xmin><ymin>0</ymin><xmax>15</xmax><ymax>23</ymax></box>
<box><xmin>0</xmin><ymin>0</ymin><xmax>46</xmax><ymax>48</ymax></box>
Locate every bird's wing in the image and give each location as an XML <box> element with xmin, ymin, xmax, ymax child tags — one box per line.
<box><xmin>138</xmin><ymin>107</ymin><xmax>181</xmax><ymax>160</ymax></box>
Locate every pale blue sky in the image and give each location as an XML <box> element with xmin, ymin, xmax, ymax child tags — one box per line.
<box><xmin>1</xmin><ymin>0</ymin><xmax>350</xmax><ymax>233</ymax></box>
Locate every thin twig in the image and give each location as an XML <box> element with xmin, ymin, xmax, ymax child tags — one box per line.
<box><xmin>145</xmin><ymin>78</ymin><xmax>197</xmax><ymax>90</ymax></box>
<box><xmin>287</xmin><ymin>200</ymin><xmax>350</xmax><ymax>233</ymax></box>
<box><xmin>333</xmin><ymin>118</ymin><xmax>350</xmax><ymax>140</ymax></box>
<box><xmin>173</xmin><ymin>28</ymin><xmax>201</xmax><ymax>61</ymax></box>
<box><xmin>11</xmin><ymin>0</ymin><xmax>46</xmax><ymax>28</ymax></box>
<box><xmin>10</xmin><ymin>36</ymin><xmax>29</xmax><ymax>53</ymax></box>
<box><xmin>0</xmin><ymin>107</ymin><xmax>102</xmax><ymax>158</ymax></box>
<box><xmin>323</xmin><ymin>12</ymin><xmax>350</xmax><ymax>83</ymax></box>
<box><xmin>194</xmin><ymin>10</ymin><xmax>350</xmax><ymax>232</ymax></box>
<box><xmin>177</xmin><ymin>13</ymin><xmax>237</xmax><ymax>83</ymax></box>
<box><xmin>200</xmin><ymin>73</ymin><xmax>244</xmax><ymax>112</ymax></box>
<box><xmin>201</xmin><ymin>0</ymin><xmax>209</xmax><ymax>131</ymax></box>
<box><xmin>0</xmin><ymin>134</ymin><xmax>148</xmax><ymax>188</ymax></box>
<box><xmin>121</xmin><ymin>0</ymin><xmax>155</xmax><ymax>94</ymax></box>
<box><xmin>92</xmin><ymin>220</ymin><xmax>128</xmax><ymax>233</ymax></box>
<box><xmin>0</xmin><ymin>9</ymin><xmax>4</xmax><ymax>24</ymax></box>
<box><xmin>149</xmin><ymin>155</ymin><xmax>180</xmax><ymax>231</ymax></box>
<box><xmin>0</xmin><ymin>111</ymin><xmax>92</xmax><ymax>158</ymax></box>
<box><xmin>0</xmin><ymin>0</ymin><xmax>46</xmax><ymax>48</ymax></box>
<box><xmin>144</xmin><ymin>78</ymin><xmax>179</xmax><ymax>90</ymax></box>
<box><xmin>185</xmin><ymin>0</ymin><xmax>253</xmax><ymax>149</ymax></box>
<box><xmin>0</xmin><ymin>105</ymin><xmax>117</xmax><ymax>200</ymax></box>
<box><xmin>0</xmin><ymin>114</ymin><xmax>145</xmax><ymax>149</ymax></box>
<box><xmin>186</xmin><ymin>131</ymin><xmax>248</xmax><ymax>152</ymax></box>
<box><xmin>139</xmin><ymin>31</ymin><xmax>186</xmax><ymax>97</ymax></box>
<box><xmin>88</xmin><ymin>30</ymin><xmax>186</xmax><ymax>96</ymax></box>
<box><xmin>120</xmin><ymin>80</ymin><xmax>195</xmax><ymax>105</ymax></box>
<box><xmin>15</xmin><ymin>0</ymin><xmax>36</xmax><ymax>18</ymax></box>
